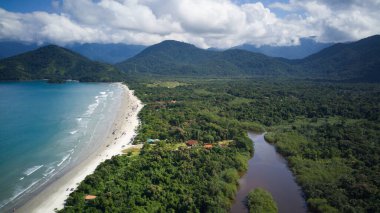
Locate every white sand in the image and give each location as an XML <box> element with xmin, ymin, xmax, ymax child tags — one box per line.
<box><xmin>18</xmin><ymin>83</ymin><xmax>143</xmax><ymax>213</ymax></box>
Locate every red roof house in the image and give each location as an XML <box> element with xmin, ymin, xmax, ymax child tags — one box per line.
<box><xmin>84</xmin><ymin>195</ymin><xmax>97</xmax><ymax>200</ymax></box>
<box><xmin>186</xmin><ymin>140</ymin><xmax>198</xmax><ymax>147</ymax></box>
<box><xmin>204</xmin><ymin>144</ymin><xmax>213</xmax><ymax>149</ymax></box>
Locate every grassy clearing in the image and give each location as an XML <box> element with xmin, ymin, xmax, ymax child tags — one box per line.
<box><xmin>229</xmin><ymin>97</ymin><xmax>252</xmax><ymax>106</ymax></box>
<box><xmin>218</xmin><ymin>140</ymin><xmax>233</xmax><ymax>146</ymax></box>
<box><xmin>122</xmin><ymin>146</ymin><xmax>142</xmax><ymax>156</ymax></box>
<box><xmin>194</xmin><ymin>88</ymin><xmax>213</xmax><ymax>96</ymax></box>
<box><xmin>169</xmin><ymin>143</ymin><xmax>188</xmax><ymax>150</ymax></box>
<box><xmin>146</xmin><ymin>81</ymin><xmax>189</xmax><ymax>88</ymax></box>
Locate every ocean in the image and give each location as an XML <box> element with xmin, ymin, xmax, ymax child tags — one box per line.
<box><xmin>0</xmin><ymin>81</ymin><xmax>124</xmax><ymax>211</ymax></box>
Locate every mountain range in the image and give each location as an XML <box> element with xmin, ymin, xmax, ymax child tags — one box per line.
<box><xmin>0</xmin><ymin>38</ymin><xmax>331</xmax><ymax>63</ymax></box>
<box><xmin>0</xmin><ymin>35</ymin><xmax>379</xmax><ymax>82</ymax></box>
<box><xmin>0</xmin><ymin>45</ymin><xmax>126</xmax><ymax>82</ymax></box>
<box><xmin>0</xmin><ymin>42</ymin><xmax>146</xmax><ymax>64</ymax></box>
<box><xmin>296</xmin><ymin>35</ymin><xmax>380</xmax><ymax>82</ymax></box>
<box><xmin>233</xmin><ymin>38</ymin><xmax>332</xmax><ymax>59</ymax></box>
<box><xmin>116</xmin><ymin>40</ymin><xmax>293</xmax><ymax>77</ymax></box>
<box><xmin>117</xmin><ymin>35</ymin><xmax>380</xmax><ymax>82</ymax></box>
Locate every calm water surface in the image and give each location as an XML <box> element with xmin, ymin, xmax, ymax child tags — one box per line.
<box><xmin>0</xmin><ymin>81</ymin><xmax>123</xmax><ymax>211</ymax></box>
<box><xmin>230</xmin><ymin>132</ymin><xmax>306</xmax><ymax>213</ymax></box>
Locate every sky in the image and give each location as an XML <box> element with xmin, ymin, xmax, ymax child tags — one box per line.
<box><xmin>0</xmin><ymin>0</ymin><xmax>379</xmax><ymax>48</ymax></box>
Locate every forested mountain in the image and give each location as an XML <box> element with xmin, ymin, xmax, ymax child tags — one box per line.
<box><xmin>0</xmin><ymin>45</ymin><xmax>126</xmax><ymax>82</ymax></box>
<box><xmin>117</xmin><ymin>35</ymin><xmax>380</xmax><ymax>82</ymax></box>
<box><xmin>297</xmin><ymin>35</ymin><xmax>380</xmax><ymax>82</ymax></box>
<box><xmin>116</xmin><ymin>40</ymin><xmax>294</xmax><ymax>76</ymax></box>
<box><xmin>0</xmin><ymin>42</ymin><xmax>145</xmax><ymax>63</ymax></box>
<box><xmin>68</xmin><ymin>43</ymin><xmax>146</xmax><ymax>64</ymax></box>
<box><xmin>2</xmin><ymin>35</ymin><xmax>379</xmax><ymax>82</ymax></box>
<box><xmin>233</xmin><ymin>38</ymin><xmax>332</xmax><ymax>59</ymax></box>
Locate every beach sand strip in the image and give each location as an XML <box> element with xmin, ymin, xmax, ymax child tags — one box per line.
<box><xmin>18</xmin><ymin>83</ymin><xmax>143</xmax><ymax>213</ymax></box>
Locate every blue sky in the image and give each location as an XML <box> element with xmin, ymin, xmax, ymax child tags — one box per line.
<box><xmin>0</xmin><ymin>0</ymin><xmax>57</xmax><ymax>13</ymax></box>
<box><xmin>0</xmin><ymin>0</ymin><xmax>379</xmax><ymax>47</ymax></box>
<box><xmin>0</xmin><ymin>0</ymin><xmax>288</xmax><ymax>12</ymax></box>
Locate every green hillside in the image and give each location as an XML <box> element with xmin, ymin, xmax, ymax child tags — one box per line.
<box><xmin>0</xmin><ymin>45</ymin><xmax>126</xmax><ymax>82</ymax></box>
<box><xmin>2</xmin><ymin>35</ymin><xmax>379</xmax><ymax>82</ymax></box>
<box><xmin>298</xmin><ymin>35</ymin><xmax>380</xmax><ymax>82</ymax></box>
<box><xmin>117</xmin><ymin>36</ymin><xmax>380</xmax><ymax>82</ymax></box>
<box><xmin>116</xmin><ymin>40</ymin><xmax>293</xmax><ymax>77</ymax></box>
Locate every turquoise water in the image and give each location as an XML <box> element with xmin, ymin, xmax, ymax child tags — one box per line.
<box><xmin>0</xmin><ymin>81</ymin><xmax>123</xmax><ymax>210</ymax></box>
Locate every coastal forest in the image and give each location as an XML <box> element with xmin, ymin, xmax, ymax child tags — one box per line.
<box><xmin>60</xmin><ymin>77</ymin><xmax>380</xmax><ymax>212</ymax></box>
<box><xmin>1</xmin><ymin>34</ymin><xmax>379</xmax><ymax>212</ymax></box>
<box><xmin>1</xmin><ymin>0</ymin><xmax>380</xmax><ymax>211</ymax></box>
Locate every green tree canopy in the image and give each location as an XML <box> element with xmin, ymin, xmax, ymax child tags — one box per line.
<box><xmin>247</xmin><ymin>188</ymin><xmax>278</xmax><ymax>213</ymax></box>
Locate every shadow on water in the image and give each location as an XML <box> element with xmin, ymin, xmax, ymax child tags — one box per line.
<box><xmin>230</xmin><ymin>132</ymin><xmax>307</xmax><ymax>213</ymax></box>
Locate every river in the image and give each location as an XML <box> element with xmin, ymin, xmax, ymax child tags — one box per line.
<box><xmin>230</xmin><ymin>132</ymin><xmax>306</xmax><ymax>213</ymax></box>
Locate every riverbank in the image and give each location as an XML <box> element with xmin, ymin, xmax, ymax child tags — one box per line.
<box><xmin>18</xmin><ymin>83</ymin><xmax>143</xmax><ymax>213</ymax></box>
<box><xmin>230</xmin><ymin>132</ymin><xmax>306</xmax><ymax>213</ymax></box>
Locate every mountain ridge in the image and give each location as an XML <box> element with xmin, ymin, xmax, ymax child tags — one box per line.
<box><xmin>117</xmin><ymin>35</ymin><xmax>380</xmax><ymax>82</ymax></box>
<box><xmin>0</xmin><ymin>45</ymin><xmax>127</xmax><ymax>82</ymax></box>
<box><xmin>233</xmin><ymin>38</ymin><xmax>333</xmax><ymax>59</ymax></box>
<box><xmin>116</xmin><ymin>40</ymin><xmax>294</xmax><ymax>77</ymax></box>
<box><xmin>2</xmin><ymin>35</ymin><xmax>379</xmax><ymax>82</ymax></box>
<box><xmin>0</xmin><ymin>42</ymin><xmax>146</xmax><ymax>64</ymax></box>
<box><xmin>297</xmin><ymin>35</ymin><xmax>380</xmax><ymax>82</ymax></box>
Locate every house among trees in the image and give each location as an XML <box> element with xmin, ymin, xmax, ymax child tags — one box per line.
<box><xmin>186</xmin><ymin>140</ymin><xmax>198</xmax><ymax>147</ymax></box>
<box><xmin>204</xmin><ymin>144</ymin><xmax>213</xmax><ymax>149</ymax></box>
<box><xmin>84</xmin><ymin>195</ymin><xmax>97</xmax><ymax>200</ymax></box>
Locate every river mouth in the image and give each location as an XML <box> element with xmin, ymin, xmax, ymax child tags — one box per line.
<box><xmin>230</xmin><ymin>132</ymin><xmax>307</xmax><ymax>213</ymax></box>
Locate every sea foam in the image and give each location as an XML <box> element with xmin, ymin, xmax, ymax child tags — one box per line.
<box><xmin>57</xmin><ymin>154</ymin><xmax>71</xmax><ymax>167</ymax></box>
<box><xmin>23</xmin><ymin>165</ymin><xmax>43</xmax><ymax>176</ymax></box>
<box><xmin>43</xmin><ymin>167</ymin><xmax>56</xmax><ymax>177</ymax></box>
<box><xmin>70</xmin><ymin>130</ymin><xmax>78</xmax><ymax>135</ymax></box>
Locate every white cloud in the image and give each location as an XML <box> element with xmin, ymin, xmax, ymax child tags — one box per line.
<box><xmin>0</xmin><ymin>0</ymin><xmax>379</xmax><ymax>48</ymax></box>
<box><xmin>269</xmin><ymin>0</ymin><xmax>380</xmax><ymax>43</ymax></box>
<box><xmin>0</xmin><ymin>8</ymin><xmax>105</xmax><ymax>45</ymax></box>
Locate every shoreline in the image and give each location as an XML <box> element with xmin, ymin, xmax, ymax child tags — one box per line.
<box><xmin>17</xmin><ymin>83</ymin><xmax>143</xmax><ymax>213</ymax></box>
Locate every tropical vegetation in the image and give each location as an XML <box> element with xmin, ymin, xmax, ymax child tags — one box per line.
<box><xmin>247</xmin><ymin>188</ymin><xmax>278</xmax><ymax>213</ymax></box>
<box><xmin>60</xmin><ymin>77</ymin><xmax>379</xmax><ymax>212</ymax></box>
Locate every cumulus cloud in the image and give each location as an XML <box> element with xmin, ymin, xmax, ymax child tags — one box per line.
<box><xmin>269</xmin><ymin>0</ymin><xmax>380</xmax><ymax>43</ymax></box>
<box><xmin>0</xmin><ymin>0</ymin><xmax>379</xmax><ymax>48</ymax></box>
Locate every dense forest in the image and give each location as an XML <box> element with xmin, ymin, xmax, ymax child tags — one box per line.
<box><xmin>60</xmin><ymin>143</ymin><xmax>251</xmax><ymax>212</ymax></box>
<box><xmin>219</xmin><ymin>79</ymin><xmax>379</xmax><ymax>212</ymax></box>
<box><xmin>60</xmin><ymin>77</ymin><xmax>379</xmax><ymax>212</ymax></box>
<box><xmin>59</xmin><ymin>78</ymin><xmax>261</xmax><ymax>212</ymax></box>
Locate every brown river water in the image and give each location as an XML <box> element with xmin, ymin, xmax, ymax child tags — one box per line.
<box><xmin>230</xmin><ymin>132</ymin><xmax>307</xmax><ymax>213</ymax></box>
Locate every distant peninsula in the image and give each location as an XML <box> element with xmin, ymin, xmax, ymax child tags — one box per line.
<box><xmin>0</xmin><ymin>45</ymin><xmax>127</xmax><ymax>83</ymax></box>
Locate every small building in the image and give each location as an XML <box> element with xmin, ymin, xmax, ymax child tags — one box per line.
<box><xmin>186</xmin><ymin>140</ymin><xmax>198</xmax><ymax>147</ymax></box>
<box><xmin>147</xmin><ymin>138</ymin><xmax>159</xmax><ymax>143</ymax></box>
<box><xmin>84</xmin><ymin>195</ymin><xmax>97</xmax><ymax>200</ymax></box>
<box><xmin>204</xmin><ymin>144</ymin><xmax>213</xmax><ymax>149</ymax></box>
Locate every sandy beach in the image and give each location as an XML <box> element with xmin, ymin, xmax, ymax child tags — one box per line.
<box><xmin>17</xmin><ymin>83</ymin><xmax>143</xmax><ymax>213</ymax></box>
